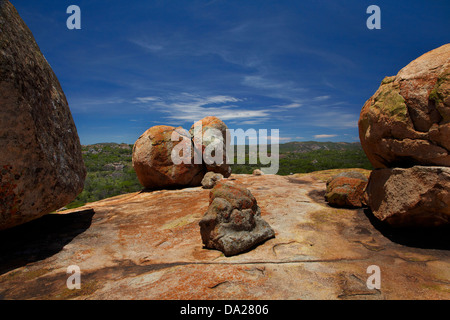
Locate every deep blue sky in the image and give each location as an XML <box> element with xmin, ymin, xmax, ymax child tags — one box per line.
<box><xmin>12</xmin><ymin>0</ymin><xmax>450</xmax><ymax>145</ymax></box>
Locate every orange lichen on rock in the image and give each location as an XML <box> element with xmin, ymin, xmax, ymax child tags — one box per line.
<box><xmin>359</xmin><ymin>44</ymin><xmax>450</xmax><ymax>169</ymax></box>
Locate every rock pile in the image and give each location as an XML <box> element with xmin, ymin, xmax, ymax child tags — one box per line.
<box><xmin>132</xmin><ymin>117</ymin><xmax>231</xmax><ymax>190</ymax></box>
<box><xmin>0</xmin><ymin>1</ymin><xmax>86</xmax><ymax>230</ymax></box>
<box><xmin>325</xmin><ymin>171</ymin><xmax>368</xmax><ymax>208</ymax></box>
<box><xmin>359</xmin><ymin>44</ymin><xmax>450</xmax><ymax>227</ymax></box>
<box><xmin>199</xmin><ymin>181</ymin><xmax>275</xmax><ymax>256</ymax></box>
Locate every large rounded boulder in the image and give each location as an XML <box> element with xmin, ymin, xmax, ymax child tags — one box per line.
<box><xmin>189</xmin><ymin>116</ymin><xmax>231</xmax><ymax>178</ymax></box>
<box><xmin>358</xmin><ymin>44</ymin><xmax>450</xmax><ymax>168</ymax></box>
<box><xmin>132</xmin><ymin>125</ymin><xmax>204</xmax><ymax>189</ymax></box>
<box><xmin>0</xmin><ymin>1</ymin><xmax>86</xmax><ymax>230</ymax></box>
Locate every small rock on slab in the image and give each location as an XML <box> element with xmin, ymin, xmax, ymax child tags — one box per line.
<box><xmin>199</xmin><ymin>181</ymin><xmax>275</xmax><ymax>256</ymax></box>
<box><xmin>325</xmin><ymin>171</ymin><xmax>368</xmax><ymax>208</ymax></box>
<box><xmin>252</xmin><ymin>169</ymin><xmax>264</xmax><ymax>176</ymax></box>
<box><xmin>201</xmin><ymin>172</ymin><xmax>223</xmax><ymax>189</ymax></box>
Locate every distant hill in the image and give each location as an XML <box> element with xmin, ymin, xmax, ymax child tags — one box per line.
<box><xmin>66</xmin><ymin>141</ymin><xmax>372</xmax><ymax>209</ymax></box>
<box><xmin>231</xmin><ymin>141</ymin><xmax>372</xmax><ymax>175</ymax></box>
<box><xmin>279</xmin><ymin>141</ymin><xmax>362</xmax><ymax>153</ymax></box>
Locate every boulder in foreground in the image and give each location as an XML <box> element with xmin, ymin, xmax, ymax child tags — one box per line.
<box><xmin>199</xmin><ymin>181</ymin><xmax>275</xmax><ymax>256</ymax></box>
<box><xmin>366</xmin><ymin>166</ymin><xmax>450</xmax><ymax>227</ymax></box>
<box><xmin>0</xmin><ymin>0</ymin><xmax>86</xmax><ymax>230</ymax></box>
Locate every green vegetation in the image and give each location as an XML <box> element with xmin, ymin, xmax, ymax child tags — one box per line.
<box><xmin>66</xmin><ymin>143</ymin><xmax>141</xmax><ymax>209</ymax></box>
<box><xmin>66</xmin><ymin>141</ymin><xmax>372</xmax><ymax>209</ymax></box>
<box><xmin>231</xmin><ymin>141</ymin><xmax>373</xmax><ymax>175</ymax></box>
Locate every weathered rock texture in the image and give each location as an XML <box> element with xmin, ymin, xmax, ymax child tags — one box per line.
<box><xmin>190</xmin><ymin>116</ymin><xmax>231</xmax><ymax>178</ymax></box>
<box><xmin>133</xmin><ymin>116</ymin><xmax>232</xmax><ymax>190</ymax></box>
<box><xmin>199</xmin><ymin>181</ymin><xmax>275</xmax><ymax>256</ymax></box>
<box><xmin>366</xmin><ymin>166</ymin><xmax>450</xmax><ymax>227</ymax></box>
<box><xmin>132</xmin><ymin>125</ymin><xmax>204</xmax><ymax>189</ymax></box>
<box><xmin>0</xmin><ymin>0</ymin><xmax>86</xmax><ymax>230</ymax></box>
<box><xmin>359</xmin><ymin>44</ymin><xmax>450</xmax><ymax>168</ymax></box>
<box><xmin>1</xmin><ymin>170</ymin><xmax>448</xmax><ymax>300</ymax></box>
<box><xmin>325</xmin><ymin>171</ymin><xmax>368</xmax><ymax>208</ymax></box>
<box><xmin>201</xmin><ymin>171</ymin><xmax>223</xmax><ymax>189</ymax></box>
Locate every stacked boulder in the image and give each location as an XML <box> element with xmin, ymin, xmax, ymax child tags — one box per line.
<box><xmin>359</xmin><ymin>44</ymin><xmax>450</xmax><ymax>227</ymax></box>
<box><xmin>0</xmin><ymin>1</ymin><xmax>86</xmax><ymax>230</ymax></box>
<box><xmin>190</xmin><ymin>116</ymin><xmax>231</xmax><ymax>178</ymax></box>
<box><xmin>199</xmin><ymin>180</ymin><xmax>275</xmax><ymax>256</ymax></box>
<box><xmin>132</xmin><ymin>116</ymin><xmax>231</xmax><ymax>190</ymax></box>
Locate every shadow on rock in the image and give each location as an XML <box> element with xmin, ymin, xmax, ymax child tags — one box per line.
<box><xmin>363</xmin><ymin>208</ymin><xmax>450</xmax><ymax>250</ymax></box>
<box><xmin>307</xmin><ymin>189</ymin><xmax>326</xmax><ymax>204</ymax></box>
<box><xmin>0</xmin><ymin>208</ymin><xmax>95</xmax><ymax>275</ymax></box>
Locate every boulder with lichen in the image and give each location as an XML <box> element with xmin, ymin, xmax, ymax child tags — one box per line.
<box><xmin>199</xmin><ymin>181</ymin><xmax>275</xmax><ymax>256</ymax></box>
<box><xmin>358</xmin><ymin>44</ymin><xmax>450</xmax><ymax>168</ymax></box>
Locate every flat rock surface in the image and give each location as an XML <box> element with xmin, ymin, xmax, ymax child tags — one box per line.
<box><xmin>0</xmin><ymin>172</ymin><xmax>449</xmax><ymax>300</ymax></box>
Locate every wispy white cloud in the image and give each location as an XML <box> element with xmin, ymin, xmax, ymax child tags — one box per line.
<box><xmin>131</xmin><ymin>92</ymin><xmax>356</xmax><ymax>132</ymax></box>
<box><xmin>240</xmin><ymin>120</ymin><xmax>266</xmax><ymax>125</ymax></box>
<box><xmin>69</xmin><ymin>97</ymin><xmax>127</xmax><ymax>112</ymax></box>
<box><xmin>245</xmin><ymin>135</ymin><xmax>290</xmax><ymax>142</ymax></box>
<box><xmin>80</xmin><ymin>97</ymin><xmax>126</xmax><ymax>105</ymax></box>
<box><xmin>314</xmin><ymin>134</ymin><xmax>337</xmax><ymax>139</ymax></box>
<box><xmin>275</xmin><ymin>137</ymin><xmax>292</xmax><ymax>141</ymax></box>
<box><xmin>134</xmin><ymin>94</ymin><xmax>272</xmax><ymax>123</ymax></box>
<box><xmin>276</xmin><ymin>103</ymin><xmax>302</xmax><ymax>109</ymax></box>
<box><xmin>129</xmin><ymin>39</ymin><xmax>164</xmax><ymax>53</ymax></box>
<box><xmin>241</xmin><ymin>73</ymin><xmax>310</xmax><ymax>103</ymax></box>
<box><xmin>133</xmin><ymin>96</ymin><xmax>160</xmax><ymax>103</ymax></box>
<box><xmin>242</xmin><ymin>75</ymin><xmax>289</xmax><ymax>90</ymax></box>
<box><xmin>313</xmin><ymin>95</ymin><xmax>330</xmax><ymax>101</ymax></box>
